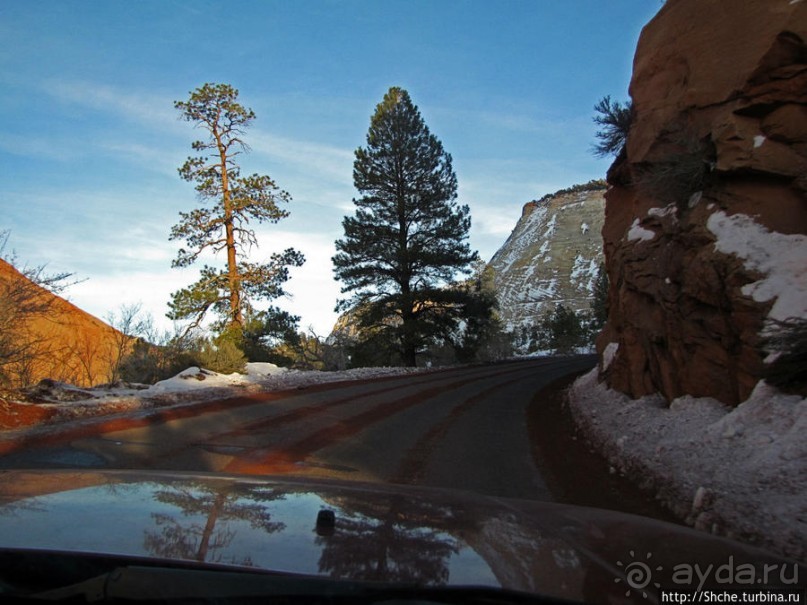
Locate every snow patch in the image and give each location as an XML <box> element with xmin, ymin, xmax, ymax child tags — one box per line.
<box><xmin>707</xmin><ymin>211</ymin><xmax>807</xmax><ymax>321</ymax></box>
<box><xmin>602</xmin><ymin>342</ymin><xmax>619</xmax><ymax>370</ymax></box>
<box><xmin>149</xmin><ymin>363</ymin><xmax>291</xmax><ymax>393</ymax></box>
<box><xmin>569</xmin><ymin>254</ymin><xmax>599</xmax><ymax>292</ymax></box>
<box><xmin>1</xmin><ymin>363</ymin><xmax>432</xmax><ymax>429</ymax></box>
<box><xmin>753</xmin><ymin>135</ymin><xmax>766</xmax><ymax>148</ymax></box>
<box><xmin>626</xmin><ymin>218</ymin><xmax>656</xmax><ymax>242</ymax></box>
<box><xmin>543</xmin><ymin>213</ymin><xmax>558</xmax><ymax>238</ymax></box>
<box><xmin>527</xmin><ymin>279</ymin><xmax>558</xmax><ymax>300</ymax></box>
<box><xmin>648</xmin><ymin>204</ymin><xmax>677</xmax><ymax>219</ymax></box>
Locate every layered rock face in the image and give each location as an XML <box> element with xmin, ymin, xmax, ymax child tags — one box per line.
<box><xmin>489</xmin><ymin>186</ymin><xmax>605</xmax><ymax>332</ymax></box>
<box><xmin>599</xmin><ymin>0</ymin><xmax>807</xmax><ymax>405</ymax></box>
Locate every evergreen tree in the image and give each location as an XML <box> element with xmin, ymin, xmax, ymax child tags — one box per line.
<box><xmin>333</xmin><ymin>87</ymin><xmax>479</xmax><ymax>366</ymax></box>
<box><xmin>169</xmin><ymin>83</ymin><xmax>304</xmax><ymax>339</ymax></box>
<box><xmin>451</xmin><ymin>262</ymin><xmax>506</xmax><ymax>363</ymax></box>
<box><xmin>541</xmin><ymin>304</ymin><xmax>588</xmax><ymax>355</ymax></box>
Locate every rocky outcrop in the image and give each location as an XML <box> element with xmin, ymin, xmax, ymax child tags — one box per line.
<box><xmin>0</xmin><ymin>259</ymin><xmax>125</xmax><ymax>387</ymax></box>
<box><xmin>489</xmin><ymin>184</ymin><xmax>606</xmax><ymax>332</ymax></box>
<box><xmin>599</xmin><ymin>0</ymin><xmax>807</xmax><ymax>405</ymax></box>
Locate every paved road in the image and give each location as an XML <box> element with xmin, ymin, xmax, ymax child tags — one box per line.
<box><xmin>0</xmin><ymin>357</ymin><xmax>596</xmax><ymax>501</ymax></box>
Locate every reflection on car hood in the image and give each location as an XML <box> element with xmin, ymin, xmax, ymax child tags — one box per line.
<box><xmin>0</xmin><ymin>470</ymin><xmax>802</xmax><ymax>604</ymax></box>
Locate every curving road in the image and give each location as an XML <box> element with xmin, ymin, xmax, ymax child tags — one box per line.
<box><xmin>0</xmin><ymin>357</ymin><xmax>597</xmax><ymax>501</ymax></box>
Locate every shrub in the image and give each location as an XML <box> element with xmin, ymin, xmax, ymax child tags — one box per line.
<box><xmin>763</xmin><ymin>317</ymin><xmax>807</xmax><ymax>395</ymax></box>
<box><xmin>592</xmin><ymin>96</ymin><xmax>633</xmax><ymax>158</ymax></box>
<box><xmin>633</xmin><ymin>127</ymin><xmax>713</xmax><ymax>206</ymax></box>
<box><xmin>119</xmin><ymin>334</ymin><xmax>200</xmax><ymax>384</ymax></box>
<box><xmin>194</xmin><ymin>337</ymin><xmax>247</xmax><ymax>375</ymax></box>
<box><xmin>534</xmin><ymin>179</ymin><xmax>607</xmax><ymax>204</ymax></box>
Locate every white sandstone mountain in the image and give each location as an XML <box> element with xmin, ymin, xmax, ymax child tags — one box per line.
<box><xmin>488</xmin><ymin>182</ymin><xmax>606</xmax><ymax>332</ymax></box>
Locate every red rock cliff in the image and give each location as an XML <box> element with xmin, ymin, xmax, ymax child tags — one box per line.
<box><xmin>598</xmin><ymin>0</ymin><xmax>807</xmax><ymax>405</ymax></box>
<box><xmin>0</xmin><ymin>259</ymin><xmax>125</xmax><ymax>387</ymax></box>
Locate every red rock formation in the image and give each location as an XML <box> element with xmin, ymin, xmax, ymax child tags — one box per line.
<box><xmin>0</xmin><ymin>259</ymin><xmax>126</xmax><ymax>387</ymax></box>
<box><xmin>598</xmin><ymin>0</ymin><xmax>807</xmax><ymax>405</ymax></box>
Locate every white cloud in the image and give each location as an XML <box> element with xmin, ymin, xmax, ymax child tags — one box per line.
<box><xmin>245</xmin><ymin>228</ymin><xmax>341</xmax><ymax>335</ymax></box>
<box><xmin>66</xmin><ymin>267</ymin><xmax>196</xmax><ymax>332</ymax></box>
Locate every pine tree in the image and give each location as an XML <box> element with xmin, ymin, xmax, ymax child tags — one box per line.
<box><xmin>542</xmin><ymin>304</ymin><xmax>588</xmax><ymax>355</ymax></box>
<box><xmin>333</xmin><ymin>87</ymin><xmax>479</xmax><ymax>366</ymax></box>
<box><xmin>169</xmin><ymin>83</ymin><xmax>304</xmax><ymax>338</ymax></box>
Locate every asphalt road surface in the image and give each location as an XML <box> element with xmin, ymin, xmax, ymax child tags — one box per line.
<box><xmin>0</xmin><ymin>357</ymin><xmax>597</xmax><ymax>501</ymax></box>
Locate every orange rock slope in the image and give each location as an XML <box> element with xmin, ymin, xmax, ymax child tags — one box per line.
<box><xmin>598</xmin><ymin>0</ymin><xmax>807</xmax><ymax>405</ymax></box>
<box><xmin>0</xmin><ymin>258</ymin><xmax>125</xmax><ymax>388</ymax></box>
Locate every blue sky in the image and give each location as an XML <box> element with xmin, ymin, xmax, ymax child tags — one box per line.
<box><xmin>1</xmin><ymin>1</ymin><xmax>661</xmax><ymax>335</ymax></box>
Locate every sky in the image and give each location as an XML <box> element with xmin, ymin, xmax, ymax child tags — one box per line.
<box><xmin>0</xmin><ymin>1</ymin><xmax>662</xmax><ymax>336</ymax></box>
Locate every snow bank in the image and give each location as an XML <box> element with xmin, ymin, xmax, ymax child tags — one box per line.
<box><xmin>3</xmin><ymin>363</ymin><xmax>429</xmax><ymax>428</ymax></box>
<box><xmin>567</xmin><ymin>369</ymin><xmax>806</xmax><ymax>563</ymax></box>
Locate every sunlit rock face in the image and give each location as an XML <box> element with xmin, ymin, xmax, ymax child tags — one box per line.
<box><xmin>488</xmin><ymin>186</ymin><xmax>605</xmax><ymax>333</ymax></box>
<box><xmin>598</xmin><ymin>0</ymin><xmax>807</xmax><ymax>405</ymax></box>
<box><xmin>0</xmin><ymin>259</ymin><xmax>124</xmax><ymax>388</ymax></box>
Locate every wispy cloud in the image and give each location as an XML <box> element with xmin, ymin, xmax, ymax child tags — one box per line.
<box><xmin>43</xmin><ymin>78</ymin><xmax>178</xmax><ymax>127</ymax></box>
<box><xmin>0</xmin><ymin>132</ymin><xmax>79</xmax><ymax>162</ymax></box>
<box><xmin>98</xmin><ymin>141</ymin><xmax>184</xmax><ymax>179</ymax></box>
<box><xmin>250</xmin><ymin>130</ymin><xmax>354</xmax><ymax>185</ymax></box>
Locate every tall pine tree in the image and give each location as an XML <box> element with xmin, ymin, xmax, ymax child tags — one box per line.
<box><xmin>333</xmin><ymin>87</ymin><xmax>480</xmax><ymax>366</ymax></box>
<box><xmin>169</xmin><ymin>83</ymin><xmax>304</xmax><ymax>339</ymax></box>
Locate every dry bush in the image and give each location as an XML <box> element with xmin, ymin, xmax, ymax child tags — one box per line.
<box><xmin>633</xmin><ymin>128</ymin><xmax>714</xmax><ymax>206</ymax></box>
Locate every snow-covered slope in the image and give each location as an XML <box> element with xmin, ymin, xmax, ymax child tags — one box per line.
<box><xmin>488</xmin><ymin>185</ymin><xmax>605</xmax><ymax>331</ymax></box>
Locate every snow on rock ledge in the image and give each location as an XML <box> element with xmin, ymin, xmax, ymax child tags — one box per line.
<box><xmin>567</xmin><ymin>369</ymin><xmax>806</xmax><ymax>563</ymax></box>
<box><xmin>707</xmin><ymin>211</ymin><xmax>807</xmax><ymax>322</ymax></box>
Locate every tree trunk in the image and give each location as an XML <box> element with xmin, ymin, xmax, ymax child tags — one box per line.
<box><xmin>217</xmin><ymin>129</ymin><xmax>242</xmax><ymax>330</ymax></box>
<box><xmin>400</xmin><ymin>288</ymin><xmax>418</xmax><ymax>367</ymax></box>
<box><xmin>225</xmin><ymin>216</ymin><xmax>241</xmax><ymax>328</ymax></box>
<box><xmin>398</xmin><ymin>192</ymin><xmax>416</xmax><ymax>367</ymax></box>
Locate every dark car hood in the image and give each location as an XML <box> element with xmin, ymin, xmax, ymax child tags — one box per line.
<box><xmin>0</xmin><ymin>469</ymin><xmax>802</xmax><ymax>604</ymax></box>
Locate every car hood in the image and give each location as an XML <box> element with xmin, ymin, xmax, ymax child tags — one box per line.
<box><xmin>0</xmin><ymin>469</ymin><xmax>802</xmax><ymax>604</ymax></box>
